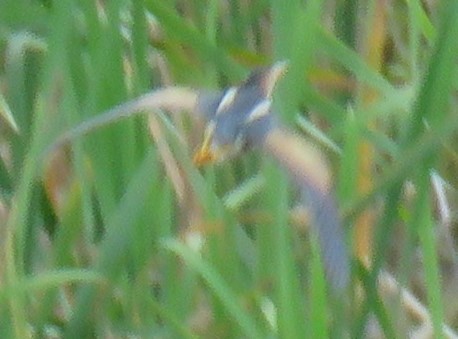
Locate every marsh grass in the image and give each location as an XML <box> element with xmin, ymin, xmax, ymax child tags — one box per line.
<box><xmin>1</xmin><ymin>0</ymin><xmax>458</xmax><ymax>337</ymax></box>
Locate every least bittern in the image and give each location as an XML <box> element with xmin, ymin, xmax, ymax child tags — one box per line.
<box><xmin>194</xmin><ymin>62</ymin><xmax>349</xmax><ymax>291</ymax></box>
<box><xmin>48</xmin><ymin>62</ymin><xmax>350</xmax><ymax>291</ymax></box>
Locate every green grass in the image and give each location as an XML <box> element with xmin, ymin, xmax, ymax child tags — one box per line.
<box><xmin>1</xmin><ymin>0</ymin><xmax>458</xmax><ymax>337</ymax></box>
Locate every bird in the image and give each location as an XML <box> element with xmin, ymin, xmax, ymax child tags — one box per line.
<box><xmin>47</xmin><ymin>61</ymin><xmax>350</xmax><ymax>291</ymax></box>
<box><xmin>194</xmin><ymin>61</ymin><xmax>350</xmax><ymax>291</ymax></box>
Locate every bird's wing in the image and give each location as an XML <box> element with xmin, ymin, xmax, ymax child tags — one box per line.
<box><xmin>262</xmin><ymin>127</ymin><xmax>350</xmax><ymax>291</ymax></box>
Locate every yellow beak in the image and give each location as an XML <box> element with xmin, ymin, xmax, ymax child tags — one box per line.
<box><xmin>193</xmin><ymin>123</ymin><xmax>236</xmax><ymax>166</ymax></box>
<box><xmin>193</xmin><ymin>145</ymin><xmax>215</xmax><ymax>166</ymax></box>
<box><xmin>193</xmin><ymin>122</ymin><xmax>217</xmax><ymax>166</ymax></box>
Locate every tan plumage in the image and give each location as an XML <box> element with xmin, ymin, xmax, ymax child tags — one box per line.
<box><xmin>263</xmin><ymin>128</ymin><xmax>332</xmax><ymax>192</ymax></box>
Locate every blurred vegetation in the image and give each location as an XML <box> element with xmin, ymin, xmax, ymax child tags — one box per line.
<box><xmin>1</xmin><ymin>0</ymin><xmax>458</xmax><ymax>338</ymax></box>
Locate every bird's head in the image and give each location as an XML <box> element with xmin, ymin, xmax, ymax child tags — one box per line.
<box><xmin>193</xmin><ymin>61</ymin><xmax>287</xmax><ymax>165</ymax></box>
